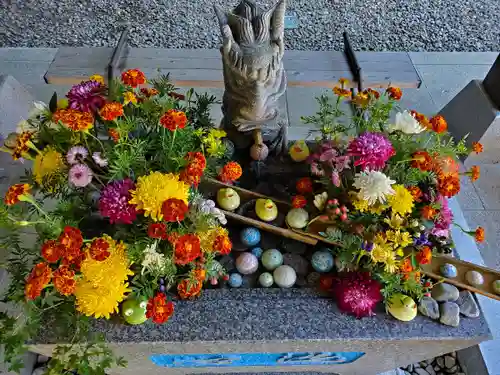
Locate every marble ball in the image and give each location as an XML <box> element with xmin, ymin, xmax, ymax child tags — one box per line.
<box><xmin>236</xmin><ymin>253</ymin><xmax>259</xmax><ymax>275</ymax></box>
<box><xmin>228</xmin><ymin>273</ymin><xmax>243</xmax><ymax>288</ymax></box>
<box><xmin>465</xmin><ymin>270</ymin><xmax>484</xmax><ymax>286</ymax></box>
<box><xmin>273</xmin><ymin>265</ymin><xmax>297</xmax><ymax>288</ymax></box>
<box><xmin>261</xmin><ymin>249</ymin><xmax>284</xmax><ymax>271</ymax></box>
<box><xmin>440</xmin><ymin>263</ymin><xmax>458</xmax><ymax>278</ymax></box>
<box><xmin>492</xmin><ymin>280</ymin><xmax>500</xmax><ymax>295</ymax></box>
<box><xmin>311</xmin><ymin>250</ymin><xmax>334</xmax><ymax>273</ymax></box>
<box><xmin>240</xmin><ymin>227</ymin><xmax>261</xmax><ymax>247</ymax></box>
<box><xmin>259</xmin><ymin>272</ymin><xmax>274</xmax><ymax>288</ymax></box>
<box><xmin>251</xmin><ymin>247</ymin><xmax>263</xmax><ymax>258</ymax></box>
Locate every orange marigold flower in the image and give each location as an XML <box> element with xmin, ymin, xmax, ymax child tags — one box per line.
<box><xmin>386</xmin><ymin>87</ymin><xmax>403</xmax><ymax>100</ymax></box>
<box><xmin>352</xmin><ymin>92</ymin><xmax>370</xmax><ymax>107</ymax></box>
<box><xmin>400</xmin><ymin>258</ymin><xmax>413</xmax><ymax>273</ymax></box>
<box><xmin>108</xmin><ymin>128</ymin><xmax>120</xmax><ymax>143</ymax></box>
<box><xmin>333</xmin><ymin>86</ymin><xmax>351</xmax><ymax>98</ymax></box>
<box><xmin>148</xmin><ymin>223</ymin><xmax>168</xmax><ymax>240</ymax></box>
<box><xmin>434</xmin><ymin>155</ymin><xmax>459</xmax><ymax>178</ymax></box>
<box><xmin>53</xmin><ymin>265</ymin><xmax>76</xmax><ymax>296</ymax></box>
<box><xmin>41</xmin><ymin>240</ymin><xmax>63</xmax><ymax>263</ymax></box>
<box><xmin>59</xmin><ymin>226</ymin><xmax>83</xmax><ymax>252</ymax></box>
<box><xmin>411</xmin><ymin>151</ymin><xmax>433</xmax><ymax>171</ymax></box>
<box><xmin>409</xmin><ymin>110</ymin><xmax>431</xmax><ymax>129</ymax></box>
<box><xmin>162</xmin><ymin>198</ymin><xmax>189</xmax><ymax>222</ymax></box>
<box><xmin>160</xmin><ymin>109</ymin><xmax>187</xmax><ymax>131</ymax></box>
<box><xmin>146</xmin><ymin>292</ymin><xmax>175</xmax><ymax>324</ymax></box>
<box><xmin>53</xmin><ymin>108</ymin><xmax>94</xmax><ymax>132</ymax></box>
<box><xmin>472</xmin><ymin>142</ymin><xmax>483</xmax><ymax>154</ymax></box>
<box><xmin>177</xmin><ymin>277</ymin><xmax>203</xmax><ymax>300</ymax></box>
<box><xmin>25</xmin><ymin>262</ymin><xmax>52</xmax><ymax>300</ymax></box>
<box><xmin>88</xmin><ymin>238</ymin><xmax>111</xmax><ymax>261</ymax></box>
<box><xmin>438</xmin><ymin>175</ymin><xmax>460</xmax><ymax>197</ymax></box>
<box><xmin>292</xmin><ymin>195</ymin><xmax>307</xmax><ymax>208</ymax></box>
<box><xmin>219</xmin><ymin>161</ymin><xmax>243</xmax><ymax>183</ymax></box>
<box><xmin>185</xmin><ymin>151</ymin><xmax>206</xmax><ymax>171</ymax></box>
<box><xmin>474</xmin><ymin>227</ymin><xmax>485</xmax><ymax>243</ymax></box>
<box><xmin>364</xmin><ymin>88</ymin><xmax>381</xmax><ymax>99</ymax></box>
<box><xmin>296</xmin><ymin>177</ymin><xmax>313</xmax><ymax>194</ymax></box>
<box><xmin>4</xmin><ymin>183</ymin><xmax>31</xmax><ymax>206</ymax></box>
<box><xmin>121</xmin><ymin>69</ymin><xmax>146</xmax><ymax>88</ymax></box>
<box><xmin>11</xmin><ymin>132</ymin><xmax>34</xmax><ymax>160</ymax></box>
<box><xmin>416</xmin><ymin>246</ymin><xmax>432</xmax><ymax>265</ymax></box>
<box><xmin>422</xmin><ymin>205</ymin><xmax>437</xmax><ymax>220</ymax></box>
<box><xmin>174</xmin><ymin>234</ymin><xmax>201</xmax><ymax>265</ymax></box>
<box><xmin>470</xmin><ymin>165</ymin><xmax>480</xmax><ymax>182</ymax></box>
<box><xmin>407</xmin><ymin>186</ymin><xmax>423</xmax><ymax>202</ymax></box>
<box><xmin>180</xmin><ymin>169</ymin><xmax>202</xmax><ymax>187</ymax></box>
<box><xmin>168</xmin><ymin>92</ymin><xmax>186</xmax><ymax>101</ymax></box>
<box><xmin>140</xmin><ymin>87</ymin><xmax>159</xmax><ymax>97</ymax></box>
<box><xmin>430</xmin><ymin>115</ymin><xmax>447</xmax><ymax>133</ymax></box>
<box><xmin>213</xmin><ymin>234</ymin><xmax>232</xmax><ymax>255</ymax></box>
<box><xmin>338</xmin><ymin>78</ymin><xmax>349</xmax><ymax>87</ymax></box>
<box><xmin>100</xmin><ymin>102</ymin><xmax>124</xmax><ymax>121</ymax></box>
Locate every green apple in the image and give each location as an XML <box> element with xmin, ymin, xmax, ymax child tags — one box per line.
<box><xmin>121</xmin><ymin>297</ymin><xmax>148</xmax><ymax>325</ymax></box>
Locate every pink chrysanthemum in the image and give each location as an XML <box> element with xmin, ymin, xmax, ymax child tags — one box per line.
<box><xmin>69</xmin><ymin>164</ymin><xmax>93</xmax><ymax>187</ymax></box>
<box><xmin>333</xmin><ymin>271</ymin><xmax>382</xmax><ymax>318</ymax></box>
<box><xmin>67</xmin><ymin>80</ymin><xmax>106</xmax><ymax>113</ymax></box>
<box><xmin>92</xmin><ymin>152</ymin><xmax>108</xmax><ymax>167</ymax></box>
<box><xmin>66</xmin><ymin>146</ymin><xmax>88</xmax><ymax>165</ymax></box>
<box><xmin>432</xmin><ymin>194</ymin><xmax>453</xmax><ymax>237</ymax></box>
<box><xmin>99</xmin><ymin>178</ymin><xmax>137</xmax><ymax>224</ymax></box>
<box><xmin>347</xmin><ymin>132</ymin><xmax>394</xmax><ymax>171</ymax></box>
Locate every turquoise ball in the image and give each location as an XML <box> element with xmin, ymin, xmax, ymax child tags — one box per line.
<box><xmin>240</xmin><ymin>227</ymin><xmax>261</xmax><ymax>247</ymax></box>
<box><xmin>251</xmin><ymin>247</ymin><xmax>263</xmax><ymax>258</ymax></box>
<box><xmin>440</xmin><ymin>263</ymin><xmax>457</xmax><ymax>278</ymax></box>
<box><xmin>311</xmin><ymin>250</ymin><xmax>334</xmax><ymax>273</ymax></box>
<box><xmin>262</xmin><ymin>249</ymin><xmax>284</xmax><ymax>271</ymax></box>
<box><xmin>228</xmin><ymin>273</ymin><xmax>243</xmax><ymax>288</ymax></box>
<box><xmin>259</xmin><ymin>272</ymin><xmax>274</xmax><ymax>287</ymax></box>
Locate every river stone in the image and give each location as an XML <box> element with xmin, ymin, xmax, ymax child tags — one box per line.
<box><xmin>465</xmin><ymin>270</ymin><xmax>484</xmax><ymax>286</ymax></box>
<box><xmin>440</xmin><ymin>302</ymin><xmax>460</xmax><ymax>327</ymax></box>
<box><xmin>446</xmin><ymin>365</ymin><xmax>458</xmax><ymax>373</ymax></box>
<box><xmin>415</xmin><ymin>368</ymin><xmax>429</xmax><ymax>375</ymax></box>
<box><xmin>456</xmin><ymin>290</ymin><xmax>480</xmax><ymax>318</ymax></box>
<box><xmin>283</xmin><ymin>253</ymin><xmax>309</xmax><ymax>275</ymax></box>
<box><xmin>418</xmin><ymin>296</ymin><xmax>440</xmax><ymax>319</ymax></box>
<box><xmin>406</xmin><ymin>364</ymin><xmax>414</xmax><ymax>372</ymax></box>
<box><xmin>426</xmin><ymin>364</ymin><xmax>436</xmax><ymax>375</ymax></box>
<box><xmin>432</xmin><ymin>283</ymin><xmax>459</xmax><ymax>302</ymax></box>
<box><xmin>437</xmin><ymin>357</ymin><xmax>444</xmax><ymax>368</ymax></box>
<box><xmin>445</xmin><ymin>355</ymin><xmax>456</xmax><ymax>368</ymax></box>
<box><xmin>420</xmin><ymin>360</ymin><xmax>428</xmax><ymax>367</ymax></box>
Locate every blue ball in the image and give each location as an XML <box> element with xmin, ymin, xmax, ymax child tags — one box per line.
<box><xmin>311</xmin><ymin>250</ymin><xmax>334</xmax><ymax>273</ymax></box>
<box><xmin>440</xmin><ymin>263</ymin><xmax>458</xmax><ymax>278</ymax></box>
<box><xmin>240</xmin><ymin>227</ymin><xmax>261</xmax><ymax>247</ymax></box>
<box><xmin>228</xmin><ymin>273</ymin><xmax>243</xmax><ymax>288</ymax></box>
<box><xmin>251</xmin><ymin>247</ymin><xmax>263</xmax><ymax>258</ymax></box>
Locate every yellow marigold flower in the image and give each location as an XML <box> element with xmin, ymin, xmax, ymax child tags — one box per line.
<box><xmin>352</xmin><ymin>196</ymin><xmax>369</xmax><ymax>213</ymax></box>
<box><xmin>123</xmin><ymin>91</ymin><xmax>137</xmax><ymax>105</ymax></box>
<box><xmin>89</xmin><ymin>74</ymin><xmax>105</xmax><ymax>84</ymax></box>
<box><xmin>129</xmin><ymin>171</ymin><xmax>189</xmax><ymax>221</ymax></box>
<box><xmin>33</xmin><ymin>146</ymin><xmax>65</xmax><ymax>189</ymax></box>
<box><xmin>74</xmin><ymin>235</ymin><xmax>133</xmax><ymax>319</ymax></box>
<box><xmin>198</xmin><ymin>226</ymin><xmax>229</xmax><ymax>253</ymax></box>
<box><xmin>387</xmin><ymin>184</ymin><xmax>414</xmax><ymax>216</ymax></box>
<box><xmin>384</xmin><ymin>213</ymin><xmax>404</xmax><ymax>229</ymax></box>
<box><xmin>386</xmin><ymin>230</ymin><xmax>412</xmax><ymax>249</ymax></box>
<box><xmin>371</xmin><ymin>234</ymin><xmax>393</xmax><ymax>263</ymax></box>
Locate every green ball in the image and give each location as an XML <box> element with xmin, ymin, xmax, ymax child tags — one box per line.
<box><xmin>259</xmin><ymin>272</ymin><xmax>274</xmax><ymax>287</ymax></box>
<box><xmin>261</xmin><ymin>249</ymin><xmax>283</xmax><ymax>271</ymax></box>
<box><xmin>121</xmin><ymin>297</ymin><xmax>148</xmax><ymax>325</ymax></box>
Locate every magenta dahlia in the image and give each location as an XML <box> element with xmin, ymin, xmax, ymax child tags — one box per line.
<box><xmin>333</xmin><ymin>272</ymin><xmax>382</xmax><ymax>318</ymax></box>
<box><xmin>99</xmin><ymin>178</ymin><xmax>137</xmax><ymax>224</ymax></box>
<box><xmin>347</xmin><ymin>132</ymin><xmax>394</xmax><ymax>171</ymax></box>
<box><xmin>67</xmin><ymin>80</ymin><xmax>106</xmax><ymax>113</ymax></box>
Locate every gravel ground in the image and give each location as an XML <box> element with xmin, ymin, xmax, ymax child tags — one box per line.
<box><xmin>0</xmin><ymin>0</ymin><xmax>499</xmax><ymax>51</ymax></box>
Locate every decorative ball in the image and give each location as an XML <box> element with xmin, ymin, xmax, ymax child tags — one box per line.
<box><xmin>273</xmin><ymin>265</ymin><xmax>297</xmax><ymax>288</ymax></box>
<box><xmin>217</xmin><ymin>188</ymin><xmax>241</xmax><ymax>211</ymax></box>
<box><xmin>228</xmin><ymin>273</ymin><xmax>243</xmax><ymax>288</ymax></box>
<box><xmin>251</xmin><ymin>247</ymin><xmax>263</xmax><ymax>258</ymax></box>
<box><xmin>240</xmin><ymin>227</ymin><xmax>261</xmax><ymax>247</ymax></box>
<box><xmin>311</xmin><ymin>250</ymin><xmax>334</xmax><ymax>273</ymax></box>
<box><xmin>259</xmin><ymin>272</ymin><xmax>274</xmax><ymax>287</ymax></box>
<box><xmin>465</xmin><ymin>270</ymin><xmax>484</xmax><ymax>286</ymax></box>
<box><xmin>386</xmin><ymin>293</ymin><xmax>417</xmax><ymax>322</ymax></box>
<box><xmin>250</xmin><ymin>143</ymin><xmax>269</xmax><ymax>161</ymax></box>
<box><xmin>255</xmin><ymin>199</ymin><xmax>278</xmax><ymax>222</ymax></box>
<box><xmin>286</xmin><ymin>208</ymin><xmax>309</xmax><ymax>229</ymax></box>
<box><xmin>440</xmin><ymin>263</ymin><xmax>458</xmax><ymax>278</ymax></box>
<box><xmin>236</xmin><ymin>253</ymin><xmax>259</xmax><ymax>275</ymax></box>
<box><xmin>492</xmin><ymin>280</ymin><xmax>500</xmax><ymax>295</ymax></box>
<box><xmin>261</xmin><ymin>249</ymin><xmax>284</xmax><ymax>271</ymax></box>
<box><xmin>121</xmin><ymin>297</ymin><xmax>148</xmax><ymax>325</ymax></box>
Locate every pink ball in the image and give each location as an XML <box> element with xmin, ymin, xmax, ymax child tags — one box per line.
<box><xmin>236</xmin><ymin>253</ymin><xmax>259</xmax><ymax>275</ymax></box>
<box><xmin>250</xmin><ymin>143</ymin><xmax>269</xmax><ymax>161</ymax></box>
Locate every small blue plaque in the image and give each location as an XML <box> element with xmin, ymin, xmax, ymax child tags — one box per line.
<box><xmin>150</xmin><ymin>351</ymin><xmax>364</xmax><ymax>368</ymax></box>
<box><xmin>284</xmin><ymin>11</ymin><xmax>299</xmax><ymax>29</ymax></box>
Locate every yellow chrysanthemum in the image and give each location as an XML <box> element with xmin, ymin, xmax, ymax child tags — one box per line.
<box><xmin>371</xmin><ymin>234</ymin><xmax>392</xmax><ymax>263</ymax></box>
<box><xmin>123</xmin><ymin>91</ymin><xmax>137</xmax><ymax>105</ymax></box>
<box><xmin>383</xmin><ymin>253</ymin><xmax>399</xmax><ymax>273</ymax></box>
<box><xmin>198</xmin><ymin>226</ymin><xmax>228</xmax><ymax>253</ymax></box>
<box><xmin>129</xmin><ymin>172</ymin><xmax>189</xmax><ymax>221</ymax></box>
<box><xmin>74</xmin><ymin>235</ymin><xmax>133</xmax><ymax>319</ymax></box>
<box><xmin>387</xmin><ymin>185</ymin><xmax>414</xmax><ymax>215</ymax></box>
<box><xmin>33</xmin><ymin>146</ymin><xmax>65</xmax><ymax>189</ymax></box>
<box><xmin>384</xmin><ymin>213</ymin><xmax>404</xmax><ymax>229</ymax></box>
<box><xmin>351</xmin><ymin>195</ymin><xmax>369</xmax><ymax>212</ymax></box>
<box><xmin>386</xmin><ymin>230</ymin><xmax>413</xmax><ymax>249</ymax></box>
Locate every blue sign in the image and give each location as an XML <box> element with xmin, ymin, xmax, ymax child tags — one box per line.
<box><xmin>150</xmin><ymin>351</ymin><xmax>364</xmax><ymax>368</ymax></box>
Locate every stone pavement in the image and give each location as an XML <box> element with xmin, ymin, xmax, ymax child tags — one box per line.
<box><xmin>0</xmin><ymin>48</ymin><xmax>499</xmax><ymax>375</ymax></box>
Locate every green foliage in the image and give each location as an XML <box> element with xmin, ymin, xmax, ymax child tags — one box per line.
<box><xmin>150</xmin><ymin>73</ymin><xmax>177</xmax><ymax>96</ymax></box>
<box><xmin>108</xmin><ymin>138</ymin><xmax>149</xmax><ymax>179</ymax></box>
<box><xmin>187</xmin><ymin>92</ymin><xmax>220</xmax><ymax>129</ymax></box>
<box><xmin>301</xmin><ymin>94</ymin><xmax>350</xmax><ymax>139</ymax></box>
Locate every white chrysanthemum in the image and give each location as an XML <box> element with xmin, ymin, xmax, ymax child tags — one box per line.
<box><xmin>141</xmin><ymin>241</ymin><xmax>167</xmax><ymax>275</ymax></box>
<box><xmin>353</xmin><ymin>171</ymin><xmax>396</xmax><ymax>205</ymax></box>
<box><xmin>388</xmin><ymin>111</ymin><xmax>425</xmax><ymax>134</ymax></box>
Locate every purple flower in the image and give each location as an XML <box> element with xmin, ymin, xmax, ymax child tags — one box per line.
<box><xmin>92</xmin><ymin>152</ymin><xmax>108</xmax><ymax>167</ymax></box>
<box><xmin>414</xmin><ymin>232</ymin><xmax>431</xmax><ymax>246</ymax></box>
<box><xmin>432</xmin><ymin>194</ymin><xmax>453</xmax><ymax>238</ymax></box>
<box><xmin>361</xmin><ymin>241</ymin><xmax>374</xmax><ymax>252</ymax></box>
<box><xmin>69</xmin><ymin>164</ymin><xmax>93</xmax><ymax>187</ymax></box>
<box><xmin>99</xmin><ymin>178</ymin><xmax>137</xmax><ymax>224</ymax></box>
<box><xmin>67</xmin><ymin>80</ymin><xmax>105</xmax><ymax>113</ymax></box>
<box><xmin>347</xmin><ymin>132</ymin><xmax>394</xmax><ymax>171</ymax></box>
<box><xmin>66</xmin><ymin>146</ymin><xmax>88</xmax><ymax>165</ymax></box>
